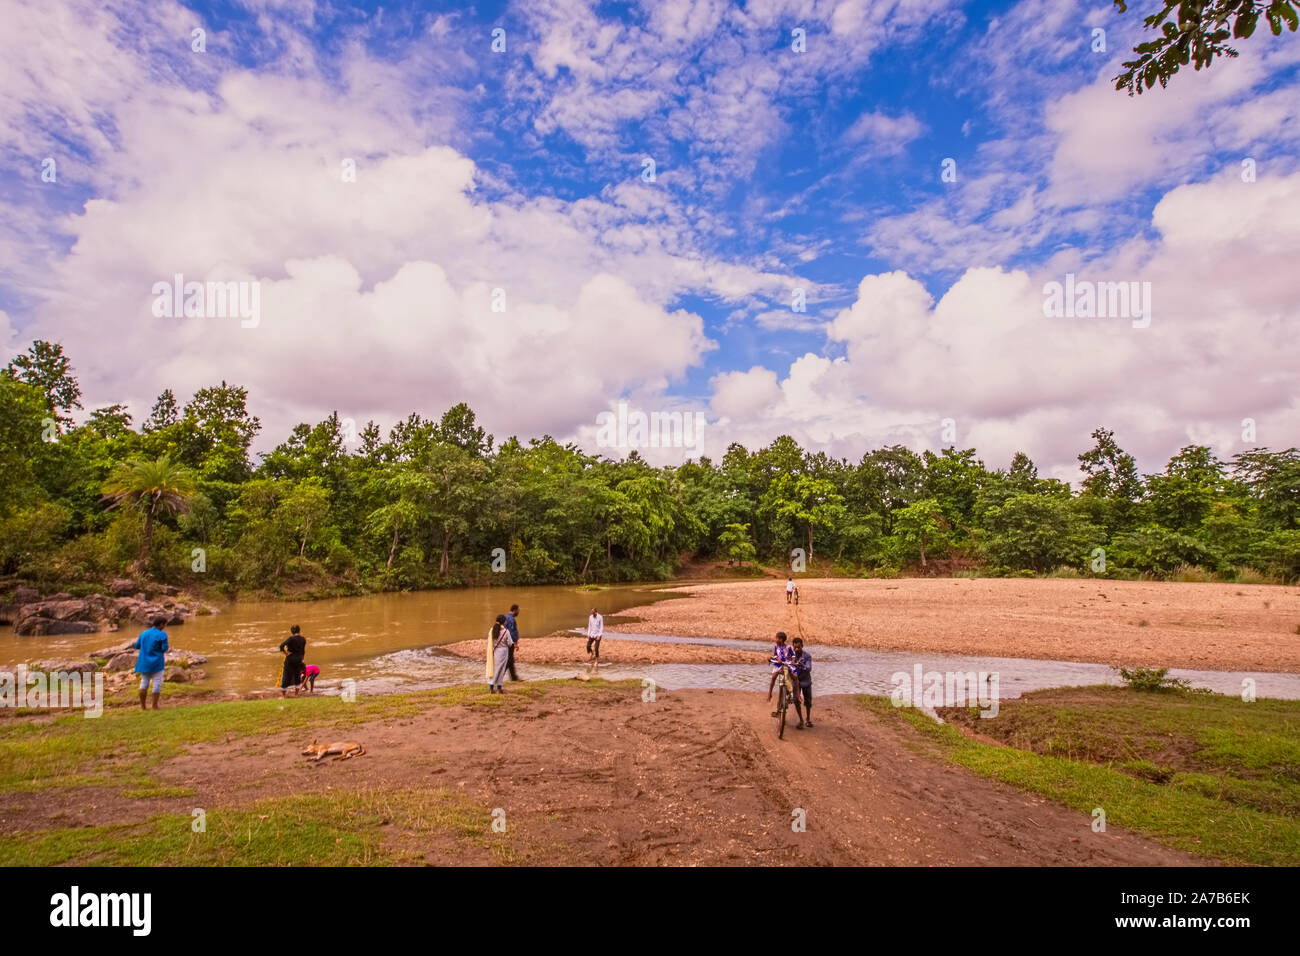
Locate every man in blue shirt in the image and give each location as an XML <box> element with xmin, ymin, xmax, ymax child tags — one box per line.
<box><xmin>789</xmin><ymin>637</ymin><xmax>814</xmax><ymax>729</ymax></box>
<box><xmin>504</xmin><ymin>604</ymin><xmax>521</xmax><ymax>681</ymax></box>
<box><xmin>133</xmin><ymin>615</ymin><xmax>170</xmax><ymax>711</ymax></box>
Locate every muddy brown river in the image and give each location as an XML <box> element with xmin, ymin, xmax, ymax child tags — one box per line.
<box><xmin>0</xmin><ymin>584</ymin><xmax>683</xmax><ymax>693</ymax></box>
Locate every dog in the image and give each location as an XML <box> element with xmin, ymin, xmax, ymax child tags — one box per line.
<box><xmin>301</xmin><ymin>740</ymin><xmax>366</xmax><ymax>762</ymax></box>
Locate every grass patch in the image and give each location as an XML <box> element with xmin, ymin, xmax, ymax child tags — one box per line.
<box><xmin>0</xmin><ymin>787</ymin><xmax>523</xmax><ymax>866</ymax></box>
<box><xmin>859</xmin><ymin>687</ymin><xmax>1300</xmax><ymax>866</ymax></box>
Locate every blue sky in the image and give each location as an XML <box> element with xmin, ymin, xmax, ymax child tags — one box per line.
<box><xmin>2</xmin><ymin>0</ymin><xmax>1299</xmax><ymax>479</ymax></box>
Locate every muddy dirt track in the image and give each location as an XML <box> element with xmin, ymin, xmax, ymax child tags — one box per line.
<box><xmin>609</xmin><ymin>578</ymin><xmax>1300</xmax><ymax>673</ymax></box>
<box><xmin>4</xmin><ymin>684</ymin><xmax>1200</xmax><ymax>865</ymax></box>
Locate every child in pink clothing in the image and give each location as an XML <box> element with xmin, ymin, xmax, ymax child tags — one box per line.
<box><xmin>300</xmin><ymin>663</ymin><xmax>321</xmax><ymax>693</ymax></box>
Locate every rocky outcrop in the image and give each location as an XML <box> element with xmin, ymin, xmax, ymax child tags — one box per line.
<box><xmin>12</xmin><ymin>601</ymin><xmax>100</xmax><ymax>636</ymax></box>
<box><xmin>9</xmin><ymin>591</ymin><xmax>218</xmax><ymax>637</ymax></box>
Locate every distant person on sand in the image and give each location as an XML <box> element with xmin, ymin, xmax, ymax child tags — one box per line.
<box><xmin>487</xmin><ymin>614</ymin><xmax>514</xmax><ymax>693</ymax></box>
<box><xmin>133</xmin><ymin>615</ymin><xmax>169</xmax><ymax>711</ymax></box>
<box><xmin>789</xmin><ymin>636</ymin><xmax>814</xmax><ymax>729</ymax></box>
<box><xmin>504</xmin><ymin>604</ymin><xmax>521</xmax><ymax>681</ymax></box>
<box><xmin>586</xmin><ymin>607</ymin><xmax>604</xmax><ymax>664</ymax></box>
<box><xmin>299</xmin><ymin>663</ymin><xmax>320</xmax><ymax>694</ymax></box>
<box><xmin>767</xmin><ymin>630</ymin><xmax>792</xmax><ymax>717</ymax></box>
<box><xmin>279</xmin><ymin>625</ymin><xmax>307</xmax><ymax>698</ymax></box>
<box><xmin>786</xmin><ymin>577</ymin><xmax>795</xmax><ymax>603</ymax></box>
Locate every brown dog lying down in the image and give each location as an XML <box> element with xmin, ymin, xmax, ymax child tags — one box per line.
<box><xmin>301</xmin><ymin>741</ymin><xmax>366</xmax><ymax>761</ymax></box>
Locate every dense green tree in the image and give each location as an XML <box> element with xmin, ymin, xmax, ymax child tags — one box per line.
<box><xmin>0</xmin><ymin>373</ymin><xmax>49</xmax><ymax>514</ymax></box>
<box><xmin>892</xmin><ymin>498</ymin><xmax>949</xmax><ymax>568</ymax></box>
<box><xmin>1145</xmin><ymin>445</ymin><xmax>1225</xmax><ymax>531</ymax></box>
<box><xmin>719</xmin><ymin>522</ymin><xmax>758</xmax><ymax>566</ymax></box>
<box><xmin>1232</xmin><ymin>447</ymin><xmax>1300</xmax><ymax>529</ymax></box>
<box><xmin>979</xmin><ymin>494</ymin><xmax>1099</xmax><ymax>572</ymax></box>
<box><xmin>4</xmin><ymin>340</ymin><xmax>1300</xmax><ymax>590</ymax></box>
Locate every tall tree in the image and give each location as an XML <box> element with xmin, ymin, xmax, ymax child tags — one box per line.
<box><xmin>179</xmin><ymin>382</ymin><xmax>262</xmax><ymax>481</ymax></box>
<box><xmin>1078</xmin><ymin>428</ymin><xmax>1143</xmax><ymax>500</ymax></box>
<box><xmin>6</xmin><ymin>340</ymin><xmax>82</xmax><ymax>427</ymax></box>
<box><xmin>434</xmin><ymin>402</ymin><xmax>494</xmax><ymax>458</ymax></box>
<box><xmin>144</xmin><ymin>389</ymin><xmax>179</xmax><ymax>433</ymax></box>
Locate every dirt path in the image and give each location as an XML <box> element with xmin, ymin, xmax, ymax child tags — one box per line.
<box><xmin>610</xmin><ymin>578</ymin><xmax>1300</xmax><ymax>673</ymax></box>
<box><xmin>4</xmin><ymin>684</ymin><xmax>1200</xmax><ymax>865</ymax></box>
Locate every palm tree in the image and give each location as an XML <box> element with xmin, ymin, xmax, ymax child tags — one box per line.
<box><xmin>102</xmin><ymin>454</ymin><xmax>198</xmax><ymax>573</ymax></box>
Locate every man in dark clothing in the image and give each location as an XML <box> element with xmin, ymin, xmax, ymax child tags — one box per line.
<box><xmin>789</xmin><ymin>637</ymin><xmax>814</xmax><ymax>729</ymax></box>
<box><xmin>504</xmin><ymin>604</ymin><xmax>521</xmax><ymax>681</ymax></box>
<box><xmin>279</xmin><ymin>624</ymin><xmax>307</xmax><ymax>697</ymax></box>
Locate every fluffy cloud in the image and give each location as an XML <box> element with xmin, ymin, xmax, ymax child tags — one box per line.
<box><xmin>843</xmin><ymin>111</ymin><xmax>925</xmax><ymax>157</ymax></box>
<box><xmin>715</xmin><ymin>170</ymin><xmax>1300</xmax><ymax>481</ymax></box>
<box><xmin>2</xmin><ymin>0</ymin><xmax>803</xmax><ymax>451</ymax></box>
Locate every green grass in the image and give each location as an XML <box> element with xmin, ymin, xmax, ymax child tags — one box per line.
<box><xmin>0</xmin><ymin>787</ymin><xmax>522</xmax><ymax>866</ymax></box>
<box><xmin>859</xmin><ymin>687</ymin><xmax>1300</xmax><ymax>866</ymax></box>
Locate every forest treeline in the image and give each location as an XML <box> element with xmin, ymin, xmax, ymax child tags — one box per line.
<box><xmin>2</xmin><ymin>340</ymin><xmax>1298</xmax><ymax>596</ymax></box>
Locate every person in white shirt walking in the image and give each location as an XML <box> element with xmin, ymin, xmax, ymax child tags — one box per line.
<box><xmin>586</xmin><ymin>608</ymin><xmax>604</xmax><ymax>664</ymax></box>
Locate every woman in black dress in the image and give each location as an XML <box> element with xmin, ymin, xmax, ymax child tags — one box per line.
<box><xmin>279</xmin><ymin>624</ymin><xmax>307</xmax><ymax>697</ymax></box>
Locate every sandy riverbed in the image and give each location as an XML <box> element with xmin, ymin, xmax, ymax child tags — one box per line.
<box><xmin>603</xmin><ymin>577</ymin><xmax>1300</xmax><ymax>673</ymax></box>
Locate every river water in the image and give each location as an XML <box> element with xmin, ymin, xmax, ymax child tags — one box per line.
<box><xmin>0</xmin><ymin>584</ymin><xmax>683</xmax><ymax>692</ymax></box>
<box><xmin>6</xmin><ymin>586</ymin><xmax>1299</xmax><ymax>700</ymax></box>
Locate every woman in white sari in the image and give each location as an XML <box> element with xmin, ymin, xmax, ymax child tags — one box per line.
<box><xmin>487</xmin><ymin>613</ymin><xmax>514</xmax><ymax>693</ymax></box>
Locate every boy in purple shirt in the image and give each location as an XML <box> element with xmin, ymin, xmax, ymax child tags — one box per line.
<box><xmin>767</xmin><ymin>631</ymin><xmax>793</xmax><ymax>717</ymax></box>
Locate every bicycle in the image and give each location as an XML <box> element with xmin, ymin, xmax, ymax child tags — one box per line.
<box><xmin>771</xmin><ymin>656</ymin><xmax>799</xmax><ymax>739</ymax></box>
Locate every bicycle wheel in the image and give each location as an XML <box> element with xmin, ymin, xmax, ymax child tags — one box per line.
<box><xmin>777</xmin><ymin>681</ymin><xmax>787</xmax><ymax>739</ymax></box>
